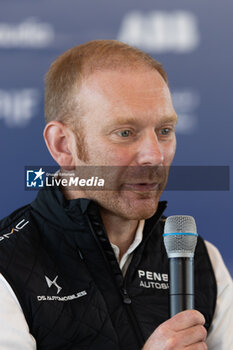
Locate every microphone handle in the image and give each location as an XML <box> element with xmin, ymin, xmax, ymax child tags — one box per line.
<box><xmin>169</xmin><ymin>257</ymin><xmax>194</xmax><ymax>317</ymax></box>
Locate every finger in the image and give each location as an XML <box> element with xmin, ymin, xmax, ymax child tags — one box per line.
<box><xmin>177</xmin><ymin>325</ymin><xmax>207</xmax><ymax>346</ymax></box>
<box><xmin>186</xmin><ymin>342</ymin><xmax>208</xmax><ymax>350</ymax></box>
<box><xmin>166</xmin><ymin>310</ymin><xmax>205</xmax><ymax>331</ymax></box>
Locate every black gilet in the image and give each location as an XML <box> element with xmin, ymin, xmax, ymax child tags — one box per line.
<box><xmin>0</xmin><ymin>187</ymin><xmax>217</xmax><ymax>350</ymax></box>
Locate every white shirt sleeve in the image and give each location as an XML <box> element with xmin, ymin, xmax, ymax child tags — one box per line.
<box><xmin>205</xmin><ymin>240</ymin><xmax>233</xmax><ymax>350</ymax></box>
<box><xmin>0</xmin><ymin>274</ymin><xmax>36</xmax><ymax>350</ymax></box>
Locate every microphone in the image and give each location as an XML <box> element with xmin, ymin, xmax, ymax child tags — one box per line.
<box><xmin>163</xmin><ymin>215</ymin><xmax>198</xmax><ymax>317</ymax></box>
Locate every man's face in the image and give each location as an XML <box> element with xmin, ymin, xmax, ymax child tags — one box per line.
<box><xmin>72</xmin><ymin>68</ymin><xmax>177</xmax><ymax>220</ymax></box>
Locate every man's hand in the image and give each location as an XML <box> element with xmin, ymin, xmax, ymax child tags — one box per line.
<box><xmin>142</xmin><ymin>310</ymin><xmax>207</xmax><ymax>350</ymax></box>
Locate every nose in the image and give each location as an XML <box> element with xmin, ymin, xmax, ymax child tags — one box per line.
<box><xmin>135</xmin><ymin>131</ymin><xmax>164</xmax><ymax>166</ymax></box>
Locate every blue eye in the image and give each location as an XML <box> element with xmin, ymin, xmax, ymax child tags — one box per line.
<box><xmin>160</xmin><ymin>128</ymin><xmax>170</xmax><ymax>135</ymax></box>
<box><xmin>118</xmin><ymin>130</ymin><xmax>131</xmax><ymax>137</ymax></box>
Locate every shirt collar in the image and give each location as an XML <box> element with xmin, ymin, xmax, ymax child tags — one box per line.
<box><xmin>110</xmin><ymin>219</ymin><xmax>145</xmax><ymax>265</ymax></box>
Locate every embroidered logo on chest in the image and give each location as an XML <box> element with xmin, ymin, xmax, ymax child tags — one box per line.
<box><xmin>138</xmin><ymin>269</ymin><xmax>169</xmax><ymax>290</ymax></box>
<box><xmin>36</xmin><ymin>275</ymin><xmax>88</xmax><ymax>302</ymax></box>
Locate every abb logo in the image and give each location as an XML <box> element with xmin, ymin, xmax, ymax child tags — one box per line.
<box><xmin>0</xmin><ymin>219</ymin><xmax>29</xmax><ymax>241</ymax></box>
<box><xmin>117</xmin><ymin>10</ymin><xmax>200</xmax><ymax>53</ymax></box>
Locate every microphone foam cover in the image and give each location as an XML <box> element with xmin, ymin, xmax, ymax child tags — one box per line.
<box><xmin>163</xmin><ymin>215</ymin><xmax>198</xmax><ymax>258</ymax></box>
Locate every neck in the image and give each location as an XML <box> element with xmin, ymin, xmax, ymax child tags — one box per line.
<box><xmin>100</xmin><ymin>208</ymin><xmax>139</xmax><ymax>259</ymax></box>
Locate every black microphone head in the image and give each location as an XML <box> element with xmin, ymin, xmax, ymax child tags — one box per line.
<box><xmin>163</xmin><ymin>215</ymin><xmax>198</xmax><ymax>258</ymax></box>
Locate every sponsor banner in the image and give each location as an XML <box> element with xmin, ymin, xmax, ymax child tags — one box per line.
<box><xmin>0</xmin><ymin>17</ymin><xmax>55</xmax><ymax>49</ymax></box>
<box><xmin>172</xmin><ymin>90</ymin><xmax>200</xmax><ymax>134</ymax></box>
<box><xmin>117</xmin><ymin>10</ymin><xmax>200</xmax><ymax>53</ymax></box>
<box><xmin>0</xmin><ymin>89</ymin><xmax>40</xmax><ymax>127</ymax></box>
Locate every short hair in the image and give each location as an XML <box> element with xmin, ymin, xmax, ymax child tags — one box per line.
<box><xmin>44</xmin><ymin>40</ymin><xmax>169</xmax><ymax>125</ymax></box>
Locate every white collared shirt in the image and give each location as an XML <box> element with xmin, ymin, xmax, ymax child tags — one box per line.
<box><xmin>110</xmin><ymin>220</ymin><xmax>144</xmax><ymax>276</ymax></box>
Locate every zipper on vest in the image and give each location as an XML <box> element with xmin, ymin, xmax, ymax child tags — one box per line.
<box><xmin>86</xmin><ymin>212</ymin><xmax>145</xmax><ymax>349</ymax></box>
<box><xmin>121</xmin><ymin>288</ymin><xmax>132</xmax><ymax>304</ymax></box>
<box><xmin>120</xmin><ymin>286</ymin><xmax>145</xmax><ymax>349</ymax></box>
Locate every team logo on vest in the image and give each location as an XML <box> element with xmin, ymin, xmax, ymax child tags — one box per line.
<box><xmin>138</xmin><ymin>270</ymin><xmax>169</xmax><ymax>289</ymax></box>
<box><xmin>0</xmin><ymin>219</ymin><xmax>29</xmax><ymax>242</ymax></box>
<box><xmin>37</xmin><ymin>275</ymin><xmax>87</xmax><ymax>302</ymax></box>
<box><xmin>45</xmin><ymin>275</ymin><xmax>62</xmax><ymax>294</ymax></box>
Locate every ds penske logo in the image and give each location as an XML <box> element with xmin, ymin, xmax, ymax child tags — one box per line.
<box><xmin>45</xmin><ymin>275</ymin><xmax>62</xmax><ymax>294</ymax></box>
<box><xmin>138</xmin><ymin>270</ymin><xmax>169</xmax><ymax>290</ymax></box>
<box><xmin>0</xmin><ymin>219</ymin><xmax>29</xmax><ymax>241</ymax></box>
<box><xmin>37</xmin><ymin>275</ymin><xmax>87</xmax><ymax>302</ymax></box>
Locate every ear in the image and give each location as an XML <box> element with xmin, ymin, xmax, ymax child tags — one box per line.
<box><xmin>43</xmin><ymin>121</ymin><xmax>76</xmax><ymax>168</ymax></box>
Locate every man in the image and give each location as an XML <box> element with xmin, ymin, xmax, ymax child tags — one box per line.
<box><xmin>0</xmin><ymin>40</ymin><xmax>232</xmax><ymax>349</ymax></box>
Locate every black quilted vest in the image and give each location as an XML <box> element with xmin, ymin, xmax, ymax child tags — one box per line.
<box><xmin>0</xmin><ymin>187</ymin><xmax>217</xmax><ymax>350</ymax></box>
